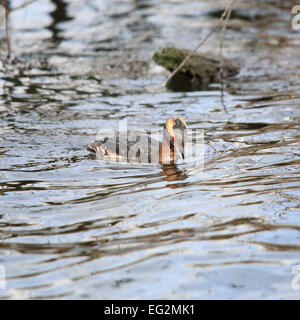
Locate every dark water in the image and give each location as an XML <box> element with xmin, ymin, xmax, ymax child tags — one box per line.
<box><xmin>0</xmin><ymin>0</ymin><xmax>299</xmax><ymax>299</ymax></box>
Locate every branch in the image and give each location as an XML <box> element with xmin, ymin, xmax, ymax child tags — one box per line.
<box><xmin>10</xmin><ymin>0</ymin><xmax>40</xmax><ymax>12</ymax></box>
<box><xmin>3</xmin><ymin>0</ymin><xmax>10</xmax><ymax>59</ymax></box>
<box><xmin>162</xmin><ymin>0</ymin><xmax>236</xmax><ymax>88</ymax></box>
<box><xmin>219</xmin><ymin>1</ymin><xmax>234</xmax><ymax>113</ymax></box>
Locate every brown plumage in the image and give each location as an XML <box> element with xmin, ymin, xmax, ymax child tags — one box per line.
<box><xmin>87</xmin><ymin>117</ymin><xmax>187</xmax><ymax>164</ymax></box>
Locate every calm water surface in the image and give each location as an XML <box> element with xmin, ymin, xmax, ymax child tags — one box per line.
<box><xmin>0</xmin><ymin>0</ymin><xmax>300</xmax><ymax>299</ymax></box>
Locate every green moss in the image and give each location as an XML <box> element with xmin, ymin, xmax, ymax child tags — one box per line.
<box><xmin>153</xmin><ymin>48</ymin><xmax>186</xmax><ymax>71</ymax></box>
<box><xmin>153</xmin><ymin>47</ymin><xmax>238</xmax><ymax>81</ymax></box>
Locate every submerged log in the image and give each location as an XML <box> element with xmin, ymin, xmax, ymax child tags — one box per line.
<box><xmin>153</xmin><ymin>47</ymin><xmax>238</xmax><ymax>91</ymax></box>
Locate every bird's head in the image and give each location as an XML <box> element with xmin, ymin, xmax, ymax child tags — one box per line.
<box><xmin>164</xmin><ymin>116</ymin><xmax>188</xmax><ymax>159</ymax></box>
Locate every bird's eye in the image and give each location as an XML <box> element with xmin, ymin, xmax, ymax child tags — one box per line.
<box><xmin>175</xmin><ymin>119</ymin><xmax>181</xmax><ymax>127</ymax></box>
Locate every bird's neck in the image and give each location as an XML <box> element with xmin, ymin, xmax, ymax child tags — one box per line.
<box><xmin>160</xmin><ymin>136</ymin><xmax>174</xmax><ymax>162</ymax></box>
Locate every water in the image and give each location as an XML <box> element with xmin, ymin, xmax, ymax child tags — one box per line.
<box><xmin>0</xmin><ymin>0</ymin><xmax>299</xmax><ymax>299</ymax></box>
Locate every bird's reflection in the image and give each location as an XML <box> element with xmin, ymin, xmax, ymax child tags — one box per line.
<box><xmin>87</xmin><ymin>153</ymin><xmax>187</xmax><ymax>187</ymax></box>
<box><xmin>161</xmin><ymin>164</ymin><xmax>187</xmax><ymax>186</ymax></box>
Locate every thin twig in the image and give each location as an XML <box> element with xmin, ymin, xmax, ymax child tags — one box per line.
<box><xmin>3</xmin><ymin>0</ymin><xmax>10</xmax><ymax>59</ymax></box>
<box><xmin>10</xmin><ymin>0</ymin><xmax>40</xmax><ymax>12</ymax></box>
<box><xmin>2</xmin><ymin>0</ymin><xmax>41</xmax><ymax>59</ymax></box>
<box><xmin>219</xmin><ymin>1</ymin><xmax>235</xmax><ymax>113</ymax></box>
<box><xmin>162</xmin><ymin>0</ymin><xmax>236</xmax><ymax>88</ymax></box>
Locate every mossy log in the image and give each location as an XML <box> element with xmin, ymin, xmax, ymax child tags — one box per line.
<box><xmin>153</xmin><ymin>47</ymin><xmax>238</xmax><ymax>91</ymax></box>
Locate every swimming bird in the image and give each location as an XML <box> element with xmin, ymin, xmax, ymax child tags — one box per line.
<box><xmin>87</xmin><ymin>116</ymin><xmax>187</xmax><ymax>164</ymax></box>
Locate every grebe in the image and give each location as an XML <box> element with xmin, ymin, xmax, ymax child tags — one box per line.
<box><xmin>87</xmin><ymin>116</ymin><xmax>187</xmax><ymax>164</ymax></box>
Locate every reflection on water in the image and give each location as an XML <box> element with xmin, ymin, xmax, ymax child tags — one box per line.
<box><xmin>162</xmin><ymin>164</ymin><xmax>187</xmax><ymax>183</ymax></box>
<box><xmin>47</xmin><ymin>0</ymin><xmax>72</xmax><ymax>45</ymax></box>
<box><xmin>0</xmin><ymin>0</ymin><xmax>299</xmax><ymax>299</ymax></box>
